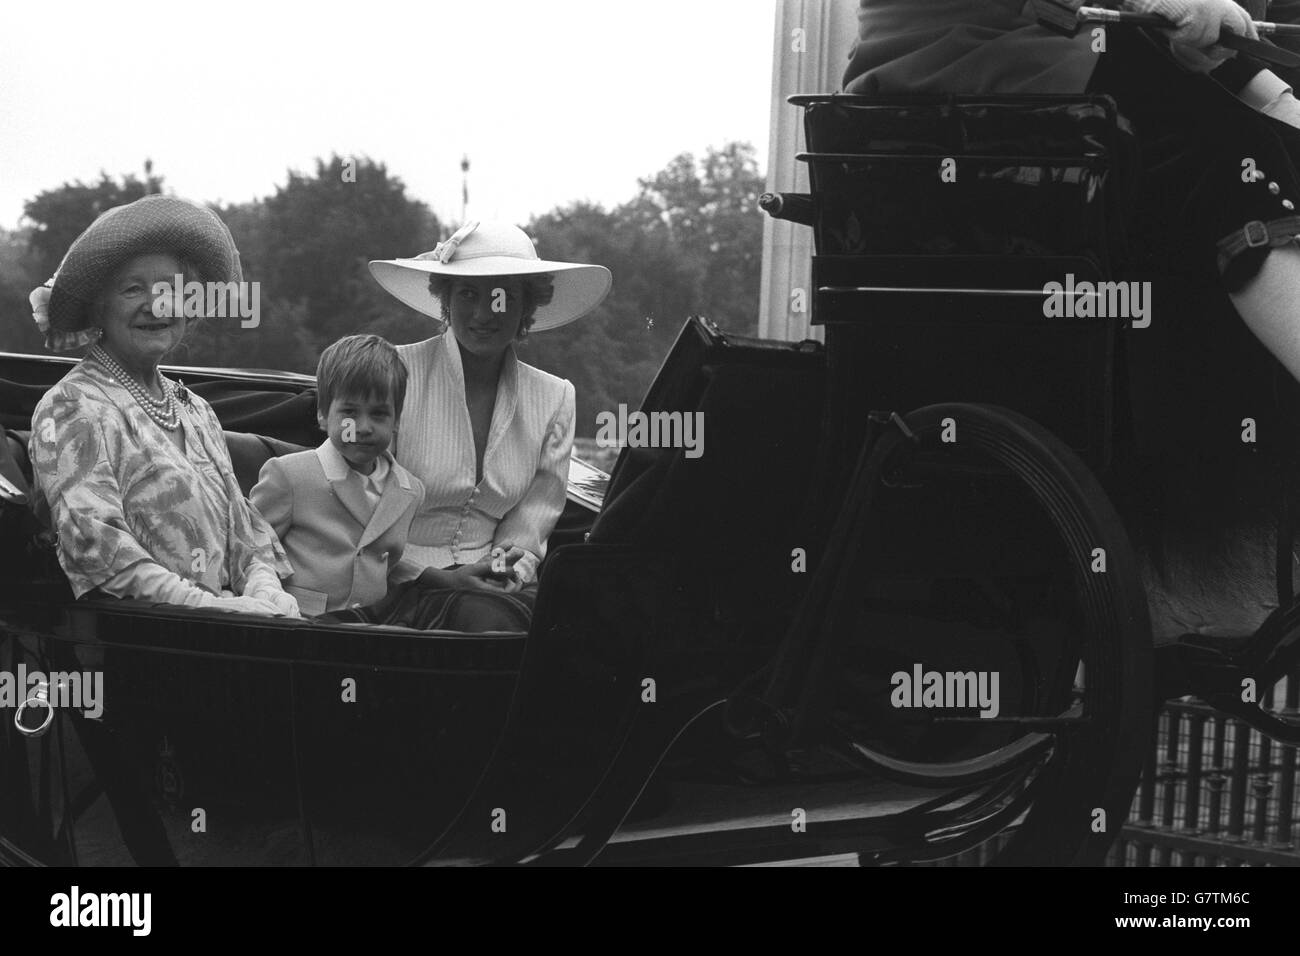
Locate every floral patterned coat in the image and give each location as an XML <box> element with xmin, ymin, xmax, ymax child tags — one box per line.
<box><xmin>29</xmin><ymin>358</ymin><xmax>291</xmax><ymax>600</ymax></box>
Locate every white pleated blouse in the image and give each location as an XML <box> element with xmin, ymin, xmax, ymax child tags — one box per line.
<box><xmin>392</xmin><ymin>332</ymin><xmax>575</xmax><ymax>585</ymax></box>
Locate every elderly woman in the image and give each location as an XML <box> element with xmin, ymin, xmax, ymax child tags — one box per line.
<box><xmin>28</xmin><ymin>195</ymin><xmax>299</xmax><ymax>616</ymax></box>
<box><xmin>354</xmin><ymin>221</ymin><xmax>610</xmax><ymax>627</ymax></box>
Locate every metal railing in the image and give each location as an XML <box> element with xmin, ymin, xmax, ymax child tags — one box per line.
<box><xmin>915</xmin><ymin>676</ymin><xmax>1300</xmax><ymax>866</ymax></box>
<box><xmin>1109</xmin><ymin>679</ymin><xmax>1300</xmax><ymax>866</ymax></box>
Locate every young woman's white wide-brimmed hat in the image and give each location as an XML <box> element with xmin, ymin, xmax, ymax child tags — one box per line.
<box><xmin>368</xmin><ymin>220</ymin><xmax>612</xmax><ymax>332</ymax></box>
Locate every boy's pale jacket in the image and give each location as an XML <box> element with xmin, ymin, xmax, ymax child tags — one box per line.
<box><xmin>250</xmin><ymin>441</ymin><xmax>425</xmax><ymax>613</ymax></box>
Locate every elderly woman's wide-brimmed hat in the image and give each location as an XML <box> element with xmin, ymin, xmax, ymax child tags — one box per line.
<box><xmin>368</xmin><ymin>220</ymin><xmax>612</xmax><ymax>332</ymax></box>
<box><xmin>29</xmin><ymin>195</ymin><xmax>242</xmax><ymax>352</ymax></box>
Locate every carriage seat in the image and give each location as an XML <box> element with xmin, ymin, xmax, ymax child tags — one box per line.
<box><xmin>2</xmin><ymin>428</ymin><xmax>309</xmax><ymax>504</ymax></box>
<box><xmin>3</xmin><ymin>426</ymin><xmax>590</xmax><ymax>566</ymax></box>
<box><xmin>796</xmin><ymin>95</ymin><xmax>1135</xmax><ymax>268</ymax></box>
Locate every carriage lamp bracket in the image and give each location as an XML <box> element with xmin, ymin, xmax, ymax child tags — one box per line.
<box><xmin>867</xmin><ymin>410</ymin><xmax>920</xmax><ymax>445</ymax></box>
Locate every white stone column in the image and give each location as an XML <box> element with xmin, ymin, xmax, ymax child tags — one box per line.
<box><xmin>759</xmin><ymin>0</ymin><xmax>860</xmax><ymax>342</ymax></box>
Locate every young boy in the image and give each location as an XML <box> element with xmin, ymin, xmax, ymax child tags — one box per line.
<box><xmin>251</xmin><ymin>334</ymin><xmax>426</xmax><ymax>615</ymax></box>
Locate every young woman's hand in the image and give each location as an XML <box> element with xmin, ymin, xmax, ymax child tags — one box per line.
<box><xmin>417</xmin><ymin>559</ymin><xmax>523</xmax><ymax>592</ymax></box>
<box><xmin>446</xmin><ymin>559</ymin><xmax>512</xmax><ymax>591</ymax></box>
<box><xmin>488</xmin><ymin>545</ymin><xmax>527</xmax><ymax>593</ymax></box>
<box><xmin>1134</xmin><ymin>0</ymin><xmax>1258</xmax><ymax>72</ymax></box>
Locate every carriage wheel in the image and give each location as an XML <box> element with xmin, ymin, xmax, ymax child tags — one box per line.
<box><xmin>803</xmin><ymin>403</ymin><xmax>1152</xmax><ymax>866</ymax></box>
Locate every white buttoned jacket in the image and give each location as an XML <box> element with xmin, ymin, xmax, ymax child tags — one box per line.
<box><xmin>391</xmin><ymin>332</ymin><xmax>576</xmax><ymax>585</ymax></box>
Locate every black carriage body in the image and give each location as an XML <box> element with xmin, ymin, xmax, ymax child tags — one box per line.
<box><xmin>0</xmin><ymin>355</ymin><xmax>532</xmax><ymax>865</ymax></box>
<box><xmin>7</xmin><ymin>96</ymin><xmax>1300</xmax><ymax>869</ymax></box>
<box><xmin>799</xmin><ymin>95</ymin><xmax>1130</xmax><ymax>477</ymax></box>
<box><xmin>794</xmin><ymin>96</ymin><xmax>1300</xmax><ymax>636</ymax></box>
<box><xmin>0</xmin><ymin>326</ymin><xmax>839</xmax><ymax>867</ymax></box>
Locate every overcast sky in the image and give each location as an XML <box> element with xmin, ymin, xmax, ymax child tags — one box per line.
<box><xmin>0</xmin><ymin>0</ymin><xmax>778</xmax><ymax>232</ymax></box>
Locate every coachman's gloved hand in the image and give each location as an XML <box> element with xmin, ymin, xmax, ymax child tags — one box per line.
<box><xmin>1127</xmin><ymin>0</ymin><xmax>1259</xmax><ymax>71</ymax></box>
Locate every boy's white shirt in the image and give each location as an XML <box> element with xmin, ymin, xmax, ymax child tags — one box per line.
<box><xmin>317</xmin><ymin>439</ymin><xmax>391</xmax><ymax>510</ymax></box>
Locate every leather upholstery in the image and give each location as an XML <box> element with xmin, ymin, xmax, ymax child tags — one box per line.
<box><xmin>5</xmin><ymin>428</ymin><xmax>308</xmax><ymax>499</ymax></box>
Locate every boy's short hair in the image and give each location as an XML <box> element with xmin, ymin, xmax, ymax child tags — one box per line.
<box><xmin>316</xmin><ymin>334</ymin><xmax>408</xmax><ymax>417</ymax></box>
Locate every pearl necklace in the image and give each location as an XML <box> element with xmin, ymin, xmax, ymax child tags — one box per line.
<box><xmin>89</xmin><ymin>345</ymin><xmax>180</xmax><ymax>431</ymax></box>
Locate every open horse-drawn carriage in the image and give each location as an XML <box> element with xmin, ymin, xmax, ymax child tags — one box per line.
<box><xmin>7</xmin><ymin>66</ymin><xmax>1300</xmax><ymax>866</ymax></box>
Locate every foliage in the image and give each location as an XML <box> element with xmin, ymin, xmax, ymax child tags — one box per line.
<box><xmin>526</xmin><ymin>144</ymin><xmax>766</xmax><ymax>435</ymax></box>
<box><xmin>1</xmin><ymin>144</ymin><xmax>765</xmax><ymax>436</ymax></box>
<box><xmin>23</xmin><ymin>169</ymin><xmax>166</xmax><ymax>281</ymax></box>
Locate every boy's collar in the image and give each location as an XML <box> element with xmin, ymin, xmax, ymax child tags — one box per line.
<box><xmin>315</xmin><ymin>439</ymin><xmax>411</xmax><ymax>489</ymax></box>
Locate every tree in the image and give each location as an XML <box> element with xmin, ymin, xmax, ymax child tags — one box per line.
<box><xmin>622</xmin><ymin>142</ymin><xmax>765</xmax><ymax>335</ymax></box>
<box><xmin>187</xmin><ymin>157</ymin><xmax>443</xmax><ymax>371</ymax></box>
<box><xmin>3</xmin><ymin>142</ymin><xmax>766</xmax><ymax>432</ymax></box>
<box><xmin>23</xmin><ymin>169</ymin><xmax>165</xmax><ymax>281</ymax></box>
<box><xmin>525</xmin><ymin>142</ymin><xmax>766</xmax><ymax>436</ymax></box>
<box><xmin>253</xmin><ymin>155</ymin><xmax>443</xmax><ymax>352</ymax></box>
<box><xmin>0</xmin><ymin>227</ymin><xmax>43</xmax><ymax>355</ymax></box>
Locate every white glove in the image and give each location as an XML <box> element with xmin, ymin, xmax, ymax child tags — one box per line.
<box><xmin>239</xmin><ymin>563</ymin><xmax>302</xmax><ymax>617</ymax></box>
<box><xmin>1130</xmin><ymin>0</ymin><xmax>1258</xmax><ymax>72</ymax></box>
<box><xmin>249</xmin><ymin>588</ymin><xmax>301</xmax><ymax>617</ymax></box>
<box><xmin>195</xmin><ymin>592</ymin><xmax>286</xmax><ymax>616</ymax></box>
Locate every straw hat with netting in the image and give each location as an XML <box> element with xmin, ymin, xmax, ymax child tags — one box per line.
<box><xmin>29</xmin><ymin>195</ymin><xmax>242</xmax><ymax>352</ymax></box>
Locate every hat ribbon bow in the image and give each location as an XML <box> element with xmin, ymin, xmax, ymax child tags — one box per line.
<box><xmin>424</xmin><ymin>220</ymin><xmax>480</xmax><ymax>265</ymax></box>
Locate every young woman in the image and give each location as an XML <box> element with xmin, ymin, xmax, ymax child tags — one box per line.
<box><xmin>351</xmin><ymin>221</ymin><xmax>611</xmax><ymax>630</ymax></box>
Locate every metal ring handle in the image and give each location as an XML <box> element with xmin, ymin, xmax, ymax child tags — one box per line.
<box><xmin>14</xmin><ymin>680</ymin><xmax>54</xmax><ymax>738</ymax></box>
